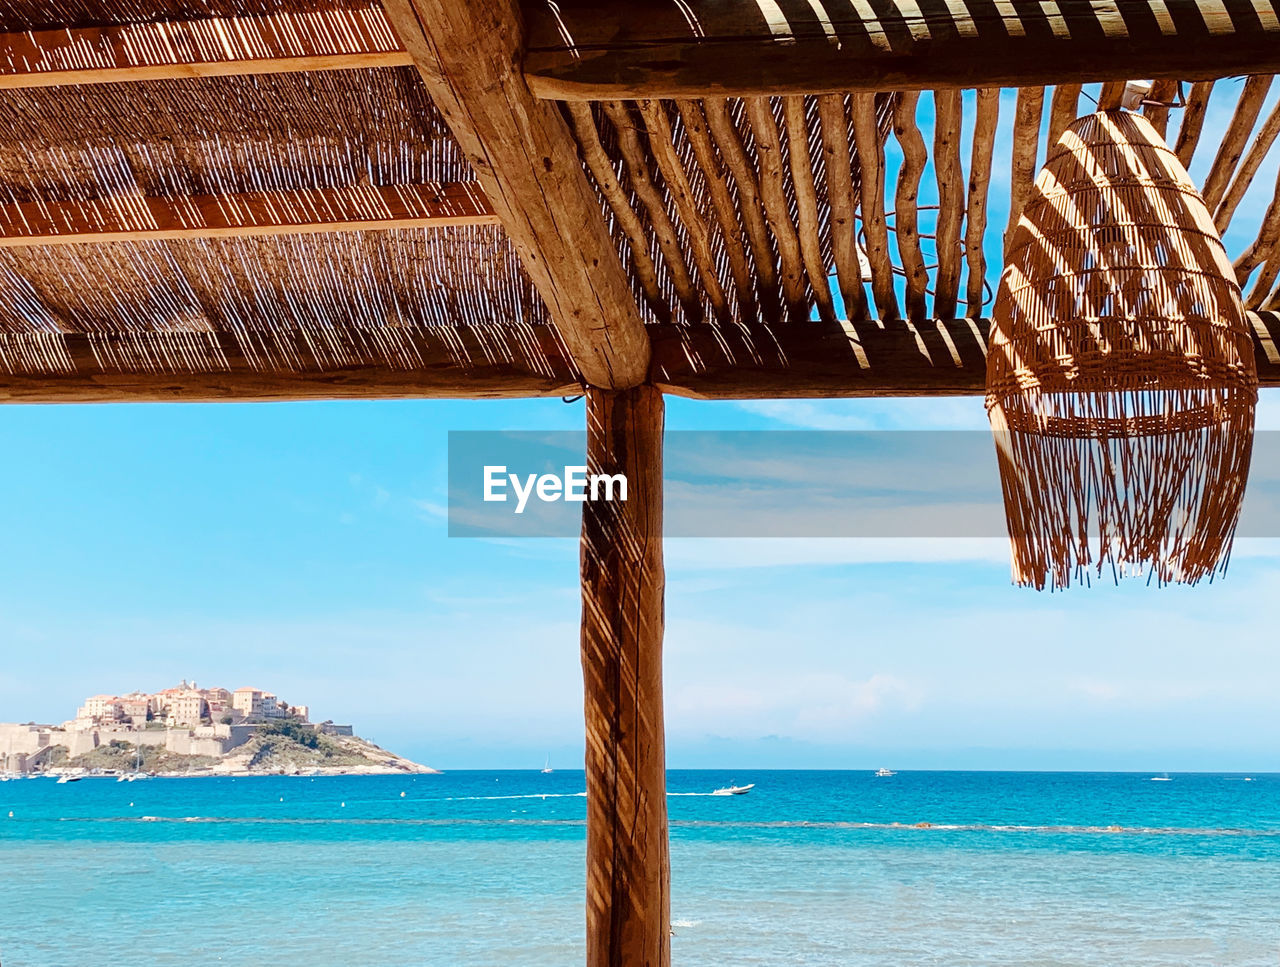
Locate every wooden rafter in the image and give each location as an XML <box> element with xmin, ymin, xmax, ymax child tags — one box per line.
<box><xmin>0</xmin><ymin>5</ymin><xmax>411</xmax><ymax>89</ymax></box>
<box><xmin>650</xmin><ymin>314</ymin><xmax>1280</xmax><ymax>399</ymax></box>
<box><xmin>7</xmin><ymin>315</ymin><xmax>1280</xmax><ymax>403</ymax></box>
<box><xmin>522</xmin><ymin>0</ymin><xmax>1280</xmax><ymax>99</ymax></box>
<box><xmin>380</xmin><ymin>0</ymin><xmax>650</xmax><ymax>390</ymax></box>
<box><xmin>0</xmin><ymin>325</ymin><xmax>577</xmax><ymax>403</ymax></box>
<box><xmin>0</xmin><ymin>183</ymin><xmax>495</xmax><ymax>247</ymax></box>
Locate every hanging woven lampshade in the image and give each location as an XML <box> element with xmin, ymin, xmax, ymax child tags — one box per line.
<box><xmin>987</xmin><ymin>110</ymin><xmax>1257</xmax><ymax>589</ymax></box>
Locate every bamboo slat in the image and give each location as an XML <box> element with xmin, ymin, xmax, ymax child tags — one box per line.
<box><xmin>933</xmin><ymin>89</ymin><xmax>964</xmax><ymax>319</ymax></box>
<box><xmin>1005</xmin><ymin>86</ymin><xmax>1045</xmax><ymax>258</ymax></box>
<box><xmin>0</xmin><ymin>8</ymin><xmax>412</xmax><ymax>89</ymax></box>
<box><xmin>1202</xmin><ymin>75</ymin><xmax>1274</xmax><ymax>210</ymax></box>
<box><xmin>1175</xmin><ymin>80</ymin><xmax>1216</xmax><ymax>169</ymax></box>
<box><xmin>637</xmin><ymin>100</ymin><xmax>730</xmax><ymax>321</ymax></box>
<box><xmin>675</xmin><ymin>100</ymin><xmax>756</xmax><ymax>320</ymax></box>
<box><xmin>817</xmin><ymin>93</ymin><xmax>869</xmax><ymax>321</ymax></box>
<box><xmin>744</xmin><ymin>97</ymin><xmax>808</xmax><ymax>319</ymax></box>
<box><xmin>566</xmin><ymin>102</ymin><xmax>669</xmax><ymax>321</ymax></box>
<box><xmin>892</xmin><ymin>91</ymin><xmax>929</xmax><ymax>321</ymax></box>
<box><xmin>966</xmin><ymin>88</ymin><xmax>1000</xmax><ymax>317</ymax></box>
<box><xmin>0</xmin><ymin>183</ymin><xmax>496</xmax><ymax>247</ymax></box>
<box><xmin>704</xmin><ymin>98</ymin><xmax>783</xmax><ymax>323</ymax></box>
<box><xmin>782</xmin><ymin>96</ymin><xmax>836</xmax><ymax>322</ymax></box>
<box><xmin>851</xmin><ymin>92</ymin><xmax>897</xmax><ymax>320</ymax></box>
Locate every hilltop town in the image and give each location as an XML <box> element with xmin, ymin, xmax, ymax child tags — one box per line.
<box><xmin>0</xmin><ymin>681</ymin><xmax>434</xmax><ymax>776</ymax></box>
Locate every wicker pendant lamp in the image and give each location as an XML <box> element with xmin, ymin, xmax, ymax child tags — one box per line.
<box><xmin>987</xmin><ymin>110</ymin><xmax>1257</xmax><ymax>589</ymax></box>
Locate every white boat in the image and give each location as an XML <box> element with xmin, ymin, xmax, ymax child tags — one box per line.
<box><xmin>541</xmin><ymin>755</ymin><xmax>553</xmax><ymax>775</ymax></box>
<box><xmin>875</xmin><ymin>768</ymin><xmax>896</xmax><ymax>777</ymax></box>
<box><xmin>711</xmin><ymin>783</ymin><xmax>754</xmax><ymax>796</ymax></box>
<box><xmin>55</xmin><ymin>775</ymin><xmax>83</xmax><ymax>784</ymax></box>
<box><xmin>1150</xmin><ymin>773</ymin><xmax>1172</xmax><ymax>781</ymax></box>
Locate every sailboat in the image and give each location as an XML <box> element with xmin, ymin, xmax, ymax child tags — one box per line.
<box><xmin>541</xmin><ymin>755</ymin><xmax>553</xmax><ymax>774</ymax></box>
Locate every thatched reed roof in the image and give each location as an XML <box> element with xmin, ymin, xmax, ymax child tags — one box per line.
<box><xmin>0</xmin><ymin>0</ymin><xmax>1275</xmax><ymax>400</ymax></box>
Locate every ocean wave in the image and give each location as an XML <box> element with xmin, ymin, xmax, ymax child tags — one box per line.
<box><xmin>45</xmin><ymin>816</ymin><xmax>1280</xmax><ymax>837</ymax></box>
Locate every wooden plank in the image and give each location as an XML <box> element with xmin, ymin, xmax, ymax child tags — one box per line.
<box><xmin>1006</xmin><ymin>87</ymin><xmax>1045</xmax><ymax>258</ymax></box>
<box><xmin>782</xmin><ymin>95</ymin><xmax>837</xmax><ymax>323</ymax></box>
<box><xmin>567</xmin><ymin>103</ymin><xmax>669</xmax><ymax>320</ymax></box>
<box><xmin>744</xmin><ymin>96</ymin><xmax>808</xmax><ymax>320</ymax></box>
<box><xmin>1097</xmin><ymin>80</ymin><xmax>1129</xmax><ymax>111</ymax></box>
<box><xmin>1203</xmin><ymin>75</ymin><xmax>1274</xmax><ymax>210</ymax></box>
<box><xmin>0</xmin><ymin>325</ymin><xmax>579</xmax><ymax>403</ymax></box>
<box><xmin>1175</xmin><ymin>80</ymin><xmax>1217</xmax><ymax>168</ymax></box>
<box><xmin>523</xmin><ymin>0</ymin><xmax>1280</xmax><ymax>99</ymax></box>
<box><xmin>817</xmin><ymin>94</ymin><xmax>869</xmax><ymax>322</ymax></box>
<box><xmin>0</xmin><ymin>6</ymin><xmax>410</xmax><ymax>88</ymax></box>
<box><xmin>851</xmin><ymin>92</ymin><xmax>896</xmax><ymax>320</ymax></box>
<box><xmin>892</xmin><ymin>92</ymin><xmax>929</xmax><ymax>321</ymax></box>
<box><xmin>581</xmin><ymin>384</ymin><xmax>669</xmax><ymax>967</ymax></box>
<box><xmin>381</xmin><ymin>0</ymin><xmax>651</xmax><ymax>390</ymax></box>
<box><xmin>601</xmin><ymin>100</ymin><xmax>700</xmax><ymax>321</ymax></box>
<box><xmin>932</xmin><ymin>90</ymin><xmax>964</xmax><ymax>319</ymax></box>
<box><xmin>651</xmin><ymin>313</ymin><xmax>1280</xmax><ymax>398</ymax></box>
<box><xmin>0</xmin><ymin>183</ymin><xmax>495</xmax><ymax>247</ymax></box>
<box><xmin>704</xmin><ymin>98</ymin><xmax>783</xmax><ymax>324</ymax></box>
<box><xmin>1143</xmin><ymin>79</ymin><xmax>1181</xmax><ymax>137</ymax></box>
<box><xmin>965</xmin><ymin>89</ymin><xmax>1000</xmax><ymax>317</ymax></box>
<box><xmin>1047</xmin><ymin>85</ymin><xmax>1082</xmax><ymax>152</ymax></box>
<box><xmin>639</xmin><ymin>99</ymin><xmax>730</xmax><ymax>322</ymax></box>
<box><xmin>675</xmin><ymin>100</ymin><xmax>755</xmax><ymax>319</ymax></box>
<box><xmin>1215</xmin><ymin>98</ymin><xmax>1280</xmax><ymax>233</ymax></box>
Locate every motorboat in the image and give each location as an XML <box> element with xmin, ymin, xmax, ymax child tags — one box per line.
<box><xmin>875</xmin><ymin>768</ymin><xmax>896</xmax><ymax>777</ymax></box>
<box><xmin>711</xmin><ymin>783</ymin><xmax>754</xmax><ymax>796</ymax></box>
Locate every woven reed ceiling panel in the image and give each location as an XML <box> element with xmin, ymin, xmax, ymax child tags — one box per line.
<box><xmin>0</xmin><ymin>0</ymin><xmax>1274</xmax><ymax>397</ymax></box>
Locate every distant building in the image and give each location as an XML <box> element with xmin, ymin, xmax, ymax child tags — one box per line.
<box><xmin>75</xmin><ymin>695</ymin><xmax>123</xmax><ymax>724</ymax></box>
<box><xmin>167</xmin><ymin>689</ymin><xmax>207</xmax><ymax>727</ymax></box>
<box><xmin>118</xmin><ymin>694</ymin><xmax>151</xmax><ymax>723</ymax></box>
<box><xmin>232</xmin><ymin>687</ymin><xmax>277</xmax><ymax>719</ymax></box>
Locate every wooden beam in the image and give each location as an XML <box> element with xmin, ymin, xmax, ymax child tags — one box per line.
<box><xmin>522</xmin><ymin>0</ymin><xmax>1280</xmax><ymax>99</ymax></box>
<box><xmin>380</xmin><ymin>0</ymin><xmax>651</xmax><ymax>390</ymax></box>
<box><xmin>581</xmin><ymin>384</ymin><xmax>669</xmax><ymax>967</ymax></box>
<box><xmin>0</xmin><ymin>183</ymin><xmax>495</xmax><ymax>247</ymax></box>
<box><xmin>11</xmin><ymin>314</ymin><xmax>1280</xmax><ymax>402</ymax></box>
<box><xmin>650</xmin><ymin>313</ymin><xmax>1280</xmax><ymax>398</ymax></box>
<box><xmin>0</xmin><ymin>325</ymin><xmax>578</xmax><ymax>403</ymax></box>
<box><xmin>0</xmin><ymin>6</ymin><xmax>411</xmax><ymax>89</ymax></box>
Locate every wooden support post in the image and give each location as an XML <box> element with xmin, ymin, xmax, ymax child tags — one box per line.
<box><xmin>581</xmin><ymin>385</ymin><xmax>669</xmax><ymax>967</ymax></box>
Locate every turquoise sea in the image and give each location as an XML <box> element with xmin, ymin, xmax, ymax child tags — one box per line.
<box><xmin>2</xmin><ymin>770</ymin><xmax>1278</xmax><ymax>966</ymax></box>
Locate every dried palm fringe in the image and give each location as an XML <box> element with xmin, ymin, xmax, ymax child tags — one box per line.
<box><xmin>989</xmin><ymin>385</ymin><xmax>1255</xmax><ymax>589</ymax></box>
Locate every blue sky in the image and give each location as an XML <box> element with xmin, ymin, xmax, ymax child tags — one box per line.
<box><xmin>3</xmin><ymin>391</ymin><xmax>1280</xmax><ymax>773</ymax></box>
<box><xmin>1</xmin><ymin>82</ymin><xmax>1279</xmax><ymax>771</ymax></box>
